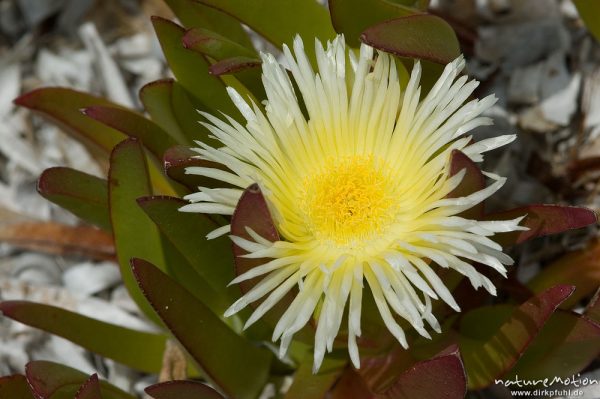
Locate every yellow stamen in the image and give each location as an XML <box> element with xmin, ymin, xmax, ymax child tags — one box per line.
<box><xmin>301</xmin><ymin>156</ymin><xmax>396</xmax><ymax>246</ymax></box>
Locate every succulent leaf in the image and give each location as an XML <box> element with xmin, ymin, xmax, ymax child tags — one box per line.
<box><xmin>360</xmin><ymin>14</ymin><xmax>461</xmax><ymax>65</ymax></box>
<box><xmin>37</xmin><ymin>167</ymin><xmax>111</xmax><ymax>231</ymax></box>
<box><xmin>131</xmin><ymin>258</ymin><xmax>273</xmax><ymax>399</ymax></box>
<box><xmin>145</xmin><ymin>380</ymin><xmax>225</xmax><ymax>399</ymax></box>
<box><xmin>0</xmin><ymin>301</ymin><xmax>167</xmax><ymax>373</ymax></box>
<box><xmin>25</xmin><ymin>361</ymin><xmax>135</xmax><ymax>399</ymax></box>
<box><xmin>74</xmin><ymin>374</ymin><xmax>103</xmax><ymax>399</ymax></box>
<box><xmin>0</xmin><ymin>375</ymin><xmax>35</xmax><ymax>399</ymax></box>
<box><xmin>459</xmin><ymin>285</ymin><xmax>575</xmax><ymax>389</ymax></box>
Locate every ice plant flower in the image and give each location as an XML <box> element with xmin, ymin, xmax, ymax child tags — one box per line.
<box><xmin>181</xmin><ymin>35</ymin><xmax>524</xmax><ymax>372</ymax></box>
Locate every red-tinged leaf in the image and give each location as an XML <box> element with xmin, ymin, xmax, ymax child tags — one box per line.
<box><xmin>139</xmin><ymin>79</ymin><xmax>188</xmax><ymax>144</ymax></box>
<box><xmin>284</xmin><ymin>355</ymin><xmax>346</xmax><ymax>399</ymax></box>
<box><xmin>430</xmin><ymin>151</ymin><xmax>487</xmax><ymax>302</ymax></box>
<box><xmin>75</xmin><ymin>374</ymin><xmax>102</xmax><ymax>399</ymax></box>
<box><xmin>354</xmin><ymin>342</ymin><xmax>466</xmax><ymax>399</ymax></box>
<box><xmin>109</xmin><ymin>138</ymin><xmax>168</xmax><ymax>325</ymax></box>
<box><xmin>459</xmin><ymin>285</ymin><xmax>575</xmax><ymax>389</ymax></box>
<box><xmin>329</xmin><ymin>0</ymin><xmax>416</xmax><ymax>46</ymax></box>
<box><xmin>330</xmin><ymin>368</ymin><xmax>374</xmax><ymax>399</ymax></box>
<box><xmin>231</xmin><ymin>184</ymin><xmax>314</xmax><ymax>341</ymax></box>
<box><xmin>82</xmin><ymin>106</ymin><xmax>177</xmax><ymax>159</ymax></box>
<box><xmin>137</xmin><ymin>196</ymin><xmax>234</xmax><ymax>311</ymax></box>
<box><xmin>381</xmin><ymin>345</ymin><xmax>466</xmax><ymax>399</ymax></box>
<box><xmin>0</xmin><ymin>301</ymin><xmax>167</xmax><ymax>373</ymax></box>
<box><xmin>447</xmin><ymin>150</ymin><xmax>485</xmax><ymax>219</ymax></box>
<box><xmin>359</xmin><ymin>345</ymin><xmax>417</xmax><ymax>393</ymax></box>
<box><xmin>145</xmin><ymin>380</ymin><xmax>225</xmax><ymax>399</ymax></box>
<box><xmin>0</xmin><ymin>375</ymin><xmax>35</xmax><ymax>399</ymax></box>
<box><xmin>528</xmin><ymin>239</ymin><xmax>600</xmax><ymax>309</ymax></box>
<box><xmin>332</xmin><ymin>345</ymin><xmax>467</xmax><ymax>399</ymax></box>
<box><xmin>508</xmin><ymin>310</ymin><xmax>600</xmax><ymax>381</ymax></box>
<box><xmin>231</xmin><ymin>184</ymin><xmax>279</xmax><ymax>294</ymax></box>
<box><xmin>0</xmin><ymin>222</ymin><xmax>114</xmax><ymax>261</ymax></box>
<box><xmin>488</xmin><ymin>205</ymin><xmax>597</xmax><ymax>246</ymax></box>
<box><xmin>163</xmin><ymin>0</ymin><xmax>254</xmax><ymax>49</ymax></box>
<box><xmin>131</xmin><ymin>258</ymin><xmax>272</xmax><ymax>399</ymax></box>
<box><xmin>361</xmin><ymin>14</ymin><xmax>461</xmax><ymax>65</ymax></box>
<box><xmin>209</xmin><ymin>57</ymin><xmax>262</xmax><ymax>76</ymax></box>
<box><xmin>25</xmin><ymin>361</ymin><xmax>135</xmax><ymax>399</ymax></box>
<box><xmin>152</xmin><ymin>17</ymin><xmax>240</xmax><ymax>120</ymax></box>
<box><xmin>163</xmin><ymin>145</ymin><xmax>232</xmax><ymax>190</ymax></box>
<box><xmin>14</xmin><ymin>88</ymin><xmax>126</xmax><ymax>155</ymax></box>
<box><xmin>37</xmin><ymin>167</ymin><xmax>111</xmax><ymax>231</ymax></box>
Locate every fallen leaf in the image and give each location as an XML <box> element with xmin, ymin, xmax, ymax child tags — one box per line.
<box><xmin>0</xmin><ymin>222</ymin><xmax>114</xmax><ymax>261</ymax></box>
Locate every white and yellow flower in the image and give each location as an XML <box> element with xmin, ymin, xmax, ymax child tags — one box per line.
<box><xmin>181</xmin><ymin>35</ymin><xmax>524</xmax><ymax>372</ymax></box>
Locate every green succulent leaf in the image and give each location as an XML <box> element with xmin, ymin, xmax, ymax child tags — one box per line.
<box><xmin>13</xmin><ymin>88</ymin><xmax>126</xmax><ymax>156</ymax></box>
<box><xmin>163</xmin><ymin>0</ymin><xmax>254</xmax><ymax>49</ymax></box>
<box><xmin>37</xmin><ymin>167</ymin><xmax>111</xmax><ymax>231</ymax></box>
<box><xmin>284</xmin><ymin>354</ymin><xmax>346</xmax><ymax>399</ymax></box>
<box><xmin>0</xmin><ymin>375</ymin><xmax>35</xmax><ymax>399</ymax></box>
<box><xmin>170</xmin><ymin>81</ymin><xmax>217</xmax><ymax>146</ymax></box>
<box><xmin>145</xmin><ymin>380</ymin><xmax>225</xmax><ymax>399</ymax></box>
<box><xmin>25</xmin><ymin>361</ymin><xmax>135</xmax><ymax>399</ymax></box>
<box><xmin>82</xmin><ymin>106</ymin><xmax>177</xmax><ymax>161</ymax></box>
<box><xmin>152</xmin><ymin>17</ymin><xmax>241</xmax><ymax>120</ymax></box>
<box><xmin>137</xmin><ymin>196</ymin><xmax>235</xmax><ymax>310</ymax></box>
<box><xmin>181</xmin><ymin>28</ymin><xmax>264</xmax><ymax>98</ymax></box>
<box><xmin>138</xmin><ymin>79</ymin><xmax>214</xmax><ymax>147</ymax></box>
<box><xmin>586</xmin><ymin>287</ymin><xmax>600</xmax><ymax>323</ymax></box>
<box><xmin>573</xmin><ymin>0</ymin><xmax>600</xmax><ymax>42</ymax></box>
<box><xmin>459</xmin><ymin>285</ymin><xmax>574</xmax><ymax>389</ymax></box>
<box><xmin>329</xmin><ymin>0</ymin><xmax>416</xmax><ymax>47</ymax></box>
<box><xmin>182</xmin><ymin>28</ymin><xmax>257</xmax><ymax>59</ymax></box>
<box><xmin>80</xmin><ymin>106</ymin><xmax>183</xmax><ymax>195</ymax></box>
<box><xmin>508</xmin><ymin>310</ymin><xmax>600</xmax><ymax>381</ymax></box>
<box><xmin>487</xmin><ymin>205</ymin><xmax>598</xmax><ymax>246</ymax></box>
<box><xmin>360</xmin><ymin>14</ymin><xmax>460</xmax><ymax>65</ymax></box>
<box><xmin>193</xmin><ymin>0</ymin><xmax>336</xmax><ymax>61</ymax></box>
<box><xmin>139</xmin><ymin>79</ymin><xmax>189</xmax><ymax>144</ymax></box>
<box><xmin>388</xmin><ymin>0</ymin><xmax>429</xmax><ymax>8</ymax></box>
<box><xmin>109</xmin><ymin>138</ymin><xmax>169</xmax><ymax>324</ymax></box>
<box><xmin>528</xmin><ymin>240</ymin><xmax>600</xmax><ymax>309</ymax></box>
<box><xmin>0</xmin><ymin>301</ymin><xmax>167</xmax><ymax>373</ymax></box>
<box><xmin>131</xmin><ymin>258</ymin><xmax>273</xmax><ymax>399</ymax></box>
<box><xmin>75</xmin><ymin>374</ymin><xmax>102</xmax><ymax>399</ymax></box>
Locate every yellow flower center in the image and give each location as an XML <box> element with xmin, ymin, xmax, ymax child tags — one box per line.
<box><xmin>302</xmin><ymin>156</ymin><xmax>396</xmax><ymax>246</ymax></box>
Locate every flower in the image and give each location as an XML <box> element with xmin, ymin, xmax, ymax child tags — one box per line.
<box><xmin>180</xmin><ymin>35</ymin><xmax>525</xmax><ymax>372</ymax></box>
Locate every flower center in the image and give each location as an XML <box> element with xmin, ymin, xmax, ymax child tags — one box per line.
<box><xmin>302</xmin><ymin>156</ymin><xmax>396</xmax><ymax>246</ymax></box>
